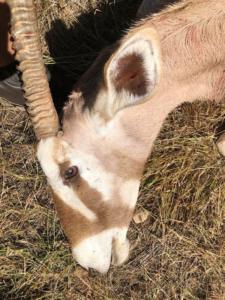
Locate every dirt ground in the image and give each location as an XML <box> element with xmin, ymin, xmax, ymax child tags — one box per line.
<box><xmin>0</xmin><ymin>0</ymin><xmax>225</xmax><ymax>299</ymax></box>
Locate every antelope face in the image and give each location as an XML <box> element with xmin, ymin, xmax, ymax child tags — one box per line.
<box><xmin>37</xmin><ymin>28</ymin><xmax>161</xmax><ymax>273</ymax></box>
<box><xmin>37</xmin><ymin>131</ymin><xmax>141</xmax><ymax>274</ymax></box>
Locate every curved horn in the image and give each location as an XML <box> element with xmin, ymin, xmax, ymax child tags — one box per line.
<box><xmin>6</xmin><ymin>0</ymin><xmax>59</xmax><ymax>140</ymax></box>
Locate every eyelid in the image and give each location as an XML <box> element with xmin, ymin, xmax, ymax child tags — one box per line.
<box><xmin>64</xmin><ymin>166</ymin><xmax>79</xmax><ymax>180</ymax></box>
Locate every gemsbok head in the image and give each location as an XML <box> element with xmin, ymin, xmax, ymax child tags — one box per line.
<box><xmin>7</xmin><ymin>0</ymin><xmax>225</xmax><ymax>273</ymax></box>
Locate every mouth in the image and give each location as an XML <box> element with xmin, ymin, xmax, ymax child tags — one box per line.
<box><xmin>72</xmin><ymin>228</ymin><xmax>130</xmax><ymax>274</ymax></box>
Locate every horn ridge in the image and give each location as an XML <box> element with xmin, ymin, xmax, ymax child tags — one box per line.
<box><xmin>6</xmin><ymin>0</ymin><xmax>59</xmax><ymax>140</ymax></box>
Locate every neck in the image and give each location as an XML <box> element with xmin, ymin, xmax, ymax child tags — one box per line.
<box><xmin>118</xmin><ymin>0</ymin><xmax>225</xmax><ymax>164</ymax></box>
<box><xmin>119</xmin><ymin>60</ymin><xmax>225</xmax><ymax>166</ymax></box>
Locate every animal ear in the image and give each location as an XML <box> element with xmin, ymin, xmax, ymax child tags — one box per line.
<box><xmin>105</xmin><ymin>28</ymin><xmax>161</xmax><ymax>116</ymax></box>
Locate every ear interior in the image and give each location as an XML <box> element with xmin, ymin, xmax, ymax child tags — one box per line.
<box><xmin>106</xmin><ymin>30</ymin><xmax>160</xmax><ymax>110</ymax></box>
<box><xmin>112</xmin><ymin>51</ymin><xmax>149</xmax><ymax>97</ymax></box>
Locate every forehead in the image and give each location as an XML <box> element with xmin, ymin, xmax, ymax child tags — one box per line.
<box><xmin>62</xmin><ymin>101</ymin><xmax>146</xmax><ymax>178</ymax></box>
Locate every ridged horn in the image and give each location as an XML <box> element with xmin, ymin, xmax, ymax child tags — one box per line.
<box><xmin>6</xmin><ymin>0</ymin><xmax>59</xmax><ymax>140</ymax></box>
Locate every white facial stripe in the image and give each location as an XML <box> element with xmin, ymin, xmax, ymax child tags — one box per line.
<box><xmin>37</xmin><ymin>138</ymin><xmax>97</xmax><ymax>221</ymax></box>
<box><xmin>66</xmin><ymin>140</ymin><xmax>141</xmax><ymax>208</ymax></box>
<box><xmin>51</xmin><ymin>181</ymin><xmax>97</xmax><ymax>221</ymax></box>
<box><xmin>67</xmin><ymin>149</ymin><xmax>115</xmax><ymax>202</ymax></box>
<box><xmin>72</xmin><ymin>227</ymin><xmax>129</xmax><ymax>273</ymax></box>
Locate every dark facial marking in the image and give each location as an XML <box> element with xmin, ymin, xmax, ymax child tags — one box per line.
<box><xmin>52</xmin><ymin>174</ymin><xmax>134</xmax><ymax>246</ymax></box>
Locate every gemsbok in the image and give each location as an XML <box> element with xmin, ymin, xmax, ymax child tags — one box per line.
<box><xmin>6</xmin><ymin>0</ymin><xmax>225</xmax><ymax>273</ymax></box>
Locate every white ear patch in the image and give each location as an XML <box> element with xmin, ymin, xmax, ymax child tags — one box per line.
<box><xmin>37</xmin><ymin>138</ymin><xmax>97</xmax><ymax>221</ymax></box>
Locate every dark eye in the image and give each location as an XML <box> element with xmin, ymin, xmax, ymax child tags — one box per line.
<box><xmin>64</xmin><ymin>166</ymin><xmax>79</xmax><ymax>180</ymax></box>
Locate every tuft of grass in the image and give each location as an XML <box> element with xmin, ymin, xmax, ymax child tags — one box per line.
<box><xmin>1</xmin><ymin>1</ymin><xmax>225</xmax><ymax>299</ymax></box>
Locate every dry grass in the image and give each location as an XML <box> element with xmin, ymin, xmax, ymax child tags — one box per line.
<box><xmin>1</xmin><ymin>0</ymin><xmax>225</xmax><ymax>299</ymax></box>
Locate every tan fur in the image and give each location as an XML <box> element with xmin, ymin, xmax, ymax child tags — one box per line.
<box><xmin>53</xmin><ymin>177</ymin><xmax>133</xmax><ymax>246</ymax></box>
<box><xmin>54</xmin><ymin>0</ymin><xmax>225</xmax><ymax>254</ymax></box>
<box><xmin>65</xmin><ymin>0</ymin><xmax>225</xmax><ymax>121</ymax></box>
<box><xmin>50</xmin><ymin>145</ymin><xmax>138</xmax><ymax>246</ymax></box>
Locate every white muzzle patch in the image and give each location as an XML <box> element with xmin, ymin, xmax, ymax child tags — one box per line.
<box><xmin>72</xmin><ymin>228</ymin><xmax>129</xmax><ymax>273</ymax></box>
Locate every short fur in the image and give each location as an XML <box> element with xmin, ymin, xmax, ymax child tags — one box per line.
<box><xmin>38</xmin><ymin>0</ymin><xmax>225</xmax><ymax>272</ymax></box>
